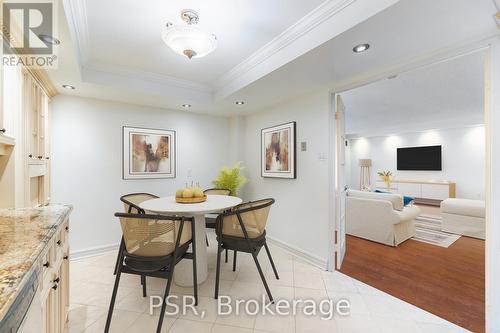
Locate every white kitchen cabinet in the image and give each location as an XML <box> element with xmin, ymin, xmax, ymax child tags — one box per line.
<box><xmin>35</xmin><ymin>219</ymin><xmax>70</xmax><ymax>333</ymax></box>
<box><xmin>24</xmin><ymin>72</ymin><xmax>51</xmax><ymax>207</ymax></box>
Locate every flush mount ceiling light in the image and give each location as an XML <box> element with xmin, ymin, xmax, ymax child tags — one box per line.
<box><xmin>62</xmin><ymin>84</ymin><xmax>75</xmax><ymax>90</ymax></box>
<box><xmin>38</xmin><ymin>34</ymin><xmax>60</xmax><ymax>45</ymax></box>
<box><xmin>353</xmin><ymin>43</ymin><xmax>370</xmax><ymax>53</ymax></box>
<box><xmin>182</xmin><ymin>104</ymin><xmax>191</xmax><ymax>108</ymax></box>
<box><xmin>235</xmin><ymin>101</ymin><xmax>245</xmax><ymax>105</ymax></box>
<box><xmin>162</xmin><ymin>9</ymin><xmax>217</xmax><ymax>59</ymax></box>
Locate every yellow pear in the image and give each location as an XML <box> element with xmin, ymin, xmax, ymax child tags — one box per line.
<box><xmin>182</xmin><ymin>188</ymin><xmax>194</xmax><ymax>198</ymax></box>
<box><xmin>193</xmin><ymin>188</ymin><xmax>204</xmax><ymax>198</ymax></box>
<box><xmin>175</xmin><ymin>189</ymin><xmax>184</xmax><ymax>198</ymax></box>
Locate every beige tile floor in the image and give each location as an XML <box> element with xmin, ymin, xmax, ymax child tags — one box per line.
<box><xmin>67</xmin><ymin>231</ymin><xmax>469</xmax><ymax>333</ymax></box>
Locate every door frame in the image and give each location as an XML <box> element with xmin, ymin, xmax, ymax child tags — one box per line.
<box><xmin>327</xmin><ymin>35</ymin><xmax>500</xmax><ymax>331</ymax></box>
<box><xmin>326</xmin><ymin>39</ymin><xmax>498</xmax><ymax>332</ymax></box>
<box><xmin>485</xmin><ymin>36</ymin><xmax>500</xmax><ymax>333</ymax></box>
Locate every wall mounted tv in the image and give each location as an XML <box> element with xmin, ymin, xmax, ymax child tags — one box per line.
<box><xmin>397</xmin><ymin>145</ymin><xmax>442</xmax><ymax>171</ymax></box>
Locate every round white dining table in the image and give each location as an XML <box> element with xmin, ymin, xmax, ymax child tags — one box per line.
<box><xmin>139</xmin><ymin>194</ymin><xmax>242</xmax><ymax>287</ymax></box>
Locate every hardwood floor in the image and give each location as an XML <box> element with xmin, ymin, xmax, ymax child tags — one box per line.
<box><xmin>340</xmin><ymin>235</ymin><xmax>485</xmax><ymax>332</ymax></box>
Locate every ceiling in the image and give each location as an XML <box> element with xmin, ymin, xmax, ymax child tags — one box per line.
<box><xmin>342</xmin><ymin>51</ymin><xmax>486</xmax><ymax>137</ymax></box>
<box><xmin>47</xmin><ymin>0</ymin><xmax>499</xmax><ymax>115</ymax></box>
<box><xmin>85</xmin><ymin>0</ymin><xmax>325</xmax><ymax>84</ymax></box>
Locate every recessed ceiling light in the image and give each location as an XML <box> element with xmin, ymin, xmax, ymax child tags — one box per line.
<box><xmin>38</xmin><ymin>34</ymin><xmax>60</xmax><ymax>45</ymax></box>
<box><xmin>235</xmin><ymin>101</ymin><xmax>245</xmax><ymax>105</ymax></box>
<box><xmin>353</xmin><ymin>43</ymin><xmax>370</xmax><ymax>53</ymax></box>
<box><xmin>62</xmin><ymin>84</ymin><xmax>75</xmax><ymax>90</ymax></box>
<box><xmin>182</xmin><ymin>104</ymin><xmax>191</xmax><ymax>108</ymax></box>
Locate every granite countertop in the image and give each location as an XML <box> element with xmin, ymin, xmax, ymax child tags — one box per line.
<box><xmin>0</xmin><ymin>204</ymin><xmax>72</xmax><ymax>321</ymax></box>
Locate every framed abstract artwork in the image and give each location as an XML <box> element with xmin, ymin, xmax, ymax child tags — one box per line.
<box><xmin>122</xmin><ymin>126</ymin><xmax>176</xmax><ymax>179</ymax></box>
<box><xmin>261</xmin><ymin>121</ymin><xmax>296</xmax><ymax>179</ymax></box>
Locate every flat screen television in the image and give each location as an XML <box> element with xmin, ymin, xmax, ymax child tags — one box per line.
<box><xmin>397</xmin><ymin>145</ymin><xmax>442</xmax><ymax>171</ymax></box>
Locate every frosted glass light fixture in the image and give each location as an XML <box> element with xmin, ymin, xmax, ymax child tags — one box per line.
<box><xmin>162</xmin><ymin>9</ymin><xmax>217</xmax><ymax>59</ymax></box>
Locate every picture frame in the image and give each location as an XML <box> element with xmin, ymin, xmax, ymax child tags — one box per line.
<box><xmin>122</xmin><ymin>126</ymin><xmax>176</xmax><ymax>179</ymax></box>
<box><xmin>261</xmin><ymin>121</ymin><xmax>296</xmax><ymax>179</ymax></box>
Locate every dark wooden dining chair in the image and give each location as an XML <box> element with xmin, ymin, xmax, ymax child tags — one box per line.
<box><xmin>105</xmin><ymin>212</ymin><xmax>197</xmax><ymax>333</ymax></box>
<box><xmin>116</xmin><ymin>193</ymin><xmax>159</xmax><ymax>296</ymax></box>
<box><xmin>214</xmin><ymin>198</ymin><xmax>279</xmax><ymax>302</ymax></box>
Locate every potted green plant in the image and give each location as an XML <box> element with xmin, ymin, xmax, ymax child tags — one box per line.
<box><xmin>213</xmin><ymin>162</ymin><xmax>248</xmax><ymax>196</ymax></box>
<box><xmin>377</xmin><ymin>170</ymin><xmax>393</xmax><ymax>189</ymax></box>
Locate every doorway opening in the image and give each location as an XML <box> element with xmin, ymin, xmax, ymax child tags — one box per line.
<box><xmin>332</xmin><ymin>49</ymin><xmax>487</xmax><ymax>332</ymax></box>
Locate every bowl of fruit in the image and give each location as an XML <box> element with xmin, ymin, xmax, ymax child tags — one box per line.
<box><xmin>175</xmin><ymin>187</ymin><xmax>207</xmax><ymax>204</ymax></box>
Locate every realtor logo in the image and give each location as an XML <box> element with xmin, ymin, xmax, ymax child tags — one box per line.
<box><xmin>2</xmin><ymin>1</ymin><xmax>58</xmax><ymax>68</ymax></box>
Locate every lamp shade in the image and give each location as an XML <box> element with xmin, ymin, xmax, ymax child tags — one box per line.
<box><xmin>359</xmin><ymin>159</ymin><xmax>372</xmax><ymax>167</ymax></box>
<box><xmin>162</xmin><ymin>25</ymin><xmax>217</xmax><ymax>59</ymax></box>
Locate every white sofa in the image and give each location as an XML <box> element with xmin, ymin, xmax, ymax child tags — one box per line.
<box><xmin>441</xmin><ymin>198</ymin><xmax>485</xmax><ymax>240</ymax></box>
<box><xmin>346</xmin><ymin>190</ymin><xmax>421</xmax><ymax>246</ymax></box>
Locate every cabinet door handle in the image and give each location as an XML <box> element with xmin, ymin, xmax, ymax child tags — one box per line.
<box><xmin>37</xmin><ymin>155</ymin><xmax>43</xmax><ymax>159</ymax></box>
<box><xmin>0</xmin><ymin>128</ymin><xmax>5</xmax><ymax>133</ymax></box>
<box><xmin>45</xmin><ymin>156</ymin><xmax>50</xmax><ymax>160</ymax></box>
<box><xmin>28</xmin><ymin>154</ymin><xmax>33</xmax><ymax>158</ymax></box>
<box><xmin>63</xmin><ymin>255</ymin><xmax>68</xmax><ymax>260</ymax></box>
<box><xmin>53</xmin><ymin>277</ymin><xmax>60</xmax><ymax>283</ymax></box>
<box><xmin>43</xmin><ymin>261</ymin><xmax>50</xmax><ymax>267</ymax></box>
<box><xmin>56</xmin><ymin>240</ymin><xmax>61</xmax><ymax>246</ymax></box>
<box><xmin>65</xmin><ymin>226</ymin><xmax>69</xmax><ymax>231</ymax></box>
<box><xmin>52</xmin><ymin>284</ymin><xmax>58</xmax><ymax>290</ymax></box>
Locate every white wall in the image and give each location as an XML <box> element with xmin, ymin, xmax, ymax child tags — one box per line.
<box><xmin>50</xmin><ymin>95</ymin><xmax>230</xmax><ymax>255</ymax></box>
<box><xmin>240</xmin><ymin>91</ymin><xmax>331</xmax><ymax>267</ymax></box>
<box><xmin>348</xmin><ymin>126</ymin><xmax>485</xmax><ymax>200</ymax></box>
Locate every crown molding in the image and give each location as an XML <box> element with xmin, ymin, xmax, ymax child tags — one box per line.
<box><xmin>214</xmin><ymin>0</ymin><xmax>356</xmax><ymax>91</ymax></box>
<box><xmin>26</xmin><ymin>67</ymin><xmax>59</xmax><ymax>98</ymax></box>
<box><xmin>62</xmin><ymin>0</ymin><xmax>90</xmax><ymax>67</ymax></box>
<box><xmin>82</xmin><ymin>62</ymin><xmax>212</xmax><ymax>94</ymax></box>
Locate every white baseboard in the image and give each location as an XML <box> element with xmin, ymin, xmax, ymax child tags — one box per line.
<box><xmin>70</xmin><ymin>243</ymin><xmax>120</xmax><ymax>261</ymax></box>
<box><xmin>69</xmin><ymin>238</ymin><xmax>329</xmax><ymax>270</ymax></box>
<box><xmin>266</xmin><ymin>236</ymin><xmax>328</xmax><ymax>270</ymax></box>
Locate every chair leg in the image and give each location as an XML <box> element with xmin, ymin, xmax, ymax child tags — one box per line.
<box><xmin>225</xmin><ymin>248</ymin><xmax>228</xmax><ymax>263</ymax></box>
<box><xmin>192</xmin><ymin>232</ymin><xmax>198</xmax><ymax>306</ymax></box>
<box><xmin>251</xmin><ymin>250</ymin><xmax>273</xmax><ymax>303</ymax></box>
<box><xmin>214</xmin><ymin>240</ymin><xmax>222</xmax><ymax>299</ymax></box>
<box><xmin>206</xmin><ymin>234</ymin><xmax>209</xmax><ymax>247</ymax></box>
<box><xmin>104</xmin><ymin>261</ymin><xmax>122</xmax><ymax>332</ymax></box>
<box><xmin>113</xmin><ymin>238</ymin><xmax>125</xmax><ymax>275</ymax></box>
<box><xmin>156</xmin><ymin>272</ymin><xmax>174</xmax><ymax>333</ymax></box>
<box><xmin>141</xmin><ymin>275</ymin><xmax>147</xmax><ymax>297</ymax></box>
<box><xmin>232</xmin><ymin>250</ymin><xmax>237</xmax><ymax>272</ymax></box>
<box><xmin>264</xmin><ymin>242</ymin><xmax>279</xmax><ymax>280</ymax></box>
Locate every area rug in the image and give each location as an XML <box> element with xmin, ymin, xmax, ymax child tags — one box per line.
<box><xmin>412</xmin><ymin>215</ymin><xmax>461</xmax><ymax>248</ymax></box>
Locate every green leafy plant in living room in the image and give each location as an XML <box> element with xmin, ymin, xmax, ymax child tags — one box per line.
<box><xmin>212</xmin><ymin>162</ymin><xmax>248</xmax><ymax>196</ymax></box>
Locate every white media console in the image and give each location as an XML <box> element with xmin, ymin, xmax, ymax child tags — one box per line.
<box><xmin>375</xmin><ymin>179</ymin><xmax>456</xmax><ymax>204</ymax></box>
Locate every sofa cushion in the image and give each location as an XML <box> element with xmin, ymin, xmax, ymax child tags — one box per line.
<box><xmin>347</xmin><ymin>189</ymin><xmax>404</xmax><ymax>211</ymax></box>
<box><xmin>440</xmin><ymin>198</ymin><xmax>485</xmax><ymax>218</ymax></box>
<box><xmin>374</xmin><ymin>190</ymin><xmax>414</xmax><ymax>206</ymax></box>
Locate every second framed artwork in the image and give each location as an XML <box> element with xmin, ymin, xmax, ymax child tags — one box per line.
<box><xmin>123</xmin><ymin>126</ymin><xmax>176</xmax><ymax>179</ymax></box>
<box><xmin>261</xmin><ymin>121</ymin><xmax>296</xmax><ymax>179</ymax></box>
